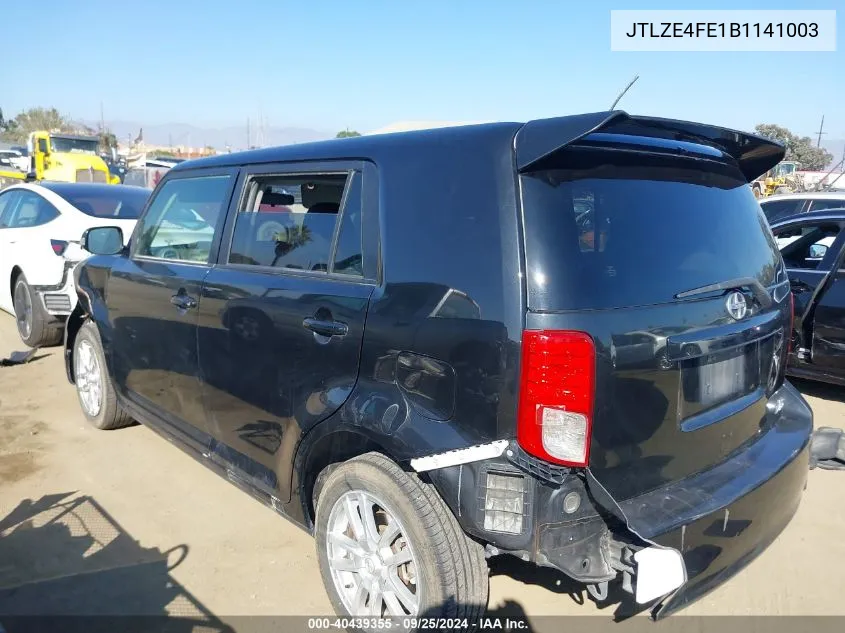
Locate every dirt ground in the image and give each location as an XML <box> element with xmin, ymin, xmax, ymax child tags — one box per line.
<box><xmin>0</xmin><ymin>310</ymin><xmax>844</xmax><ymax>629</ymax></box>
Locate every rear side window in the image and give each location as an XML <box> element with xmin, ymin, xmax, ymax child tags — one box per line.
<box><xmin>761</xmin><ymin>198</ymin><xmax>805</xmax><ymax>222</ymax></box>
<box><xmin>521</xmin><ymin>148</ymin><xmax>781</xmax><ymax>311</ymax></box>
<box><xmin>228</xmin><ymin>171</ymin><xmax>363</xmax><ymax>276</ymax></box>
<box><xmin>0</xmin><ymin>190</ymin><xmax>18</xmax><ymax>226</ymax></box>
<box><xmin>807</xmin><ymin>199</ymin><xmax>845</xmax><ymax>213</ymax></box>
<box><xmin>134</xmin><ymin>175</ymin><xmax>232</xmax><ymax>263</ymax></box>
<box><xmin>5</xmin><ymin>191</ymin><xmax>59</xmax><ymax>228</ymax></box>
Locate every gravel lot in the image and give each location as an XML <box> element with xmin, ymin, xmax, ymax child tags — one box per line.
<box><xmin>0</xmin><ymin>311</ymin><xmax>844</xmax><ymax>629</ymax></box>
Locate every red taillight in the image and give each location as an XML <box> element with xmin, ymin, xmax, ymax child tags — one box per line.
<box><xmin>517</xmin><ymin>330</ymin><xmax>595</xmax><ymax>467</ymax></box>
<box><xmin>50</xmin><ymin>239</ymin><xmax>68</xmax><ymax>256</ymax></box>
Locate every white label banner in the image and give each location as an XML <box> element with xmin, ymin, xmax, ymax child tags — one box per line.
<box><xmin>611</xmin><ymin>10</ymin><xmax>837</xmax><ymax>52</ymax></box>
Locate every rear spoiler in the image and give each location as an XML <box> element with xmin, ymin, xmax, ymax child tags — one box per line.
<box><xmin>515</xmin><ymin>110</ymin><xmax>786</xmax><ymax>183</ymax></box>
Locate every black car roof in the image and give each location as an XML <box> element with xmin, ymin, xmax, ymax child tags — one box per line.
<box><xmin>170</xmin><ymin>121</ymin><xmax>522</xmax><ymax>171</ymax></box>
<box><xmin>171</xmin><ymin>111</ymin><xmax>785</xmax><ymax>182</ymax></box>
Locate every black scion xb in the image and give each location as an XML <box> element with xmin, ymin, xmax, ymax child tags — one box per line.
<box><xmin>64</xmin><ymin>110</ymin><xmax>812</xmax><ymax>625</ymax></box>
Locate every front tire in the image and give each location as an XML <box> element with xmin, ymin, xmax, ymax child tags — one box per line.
<box><xmin>13</xmin><ymin>274</ymin><xmax>62</xmax><ymax>348</ymax></box>
<box><xmin>314</xmin><ymin>453</ymin><xmax>488</xmax><ymax>627</ymax></box>
<box><xmin>74</xmin><ymin>321</ymin><xmax>133</xmax><ymax>430</ymax></box>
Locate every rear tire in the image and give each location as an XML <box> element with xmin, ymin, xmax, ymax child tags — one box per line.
<box><xmin>73</xmin><ymin>321</ymin><xmax>133</xmax><ymax>430</ymax></box>
<box><xmin>13</xmin><ymin>274</ymin><xmax>62</xmax><ymax>348</ymax></box>
<box><xmin>314</xmin><ymin>452</ymin><xmax>488</xmax><ymax>627</ymax></box>
<box><xmin>774</xmin><ymin>186</ymin><xmax>791</xmax><ymax>194</ymax></box>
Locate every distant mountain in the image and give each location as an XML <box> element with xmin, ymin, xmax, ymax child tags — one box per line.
<box><xmin>83</xmin><ymin>120</ymin><xmax>330</xmax><ymax>150</ymax></box>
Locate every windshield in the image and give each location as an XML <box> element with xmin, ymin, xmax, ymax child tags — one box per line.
<box><xmin>60</xmin><ymin>187</ymin><xmax>150</xmax><ymax>219</ymax></box>
<box><xmin>50</xmin><ymin>136</ymin><xmax>99</xmax><ymax>154</ymax></box>
<box><xmin>521</xmin><ymin>147</ymin><xmax>781</xmax><ymax>310</ymax></box>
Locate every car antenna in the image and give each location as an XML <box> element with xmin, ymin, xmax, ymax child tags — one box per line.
<box><xmin>610</xmin><ymin>74</ymin><xmax>640</xmax><ymax>111</ymax></box>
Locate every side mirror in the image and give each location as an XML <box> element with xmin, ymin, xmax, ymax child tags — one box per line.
<box><xmin>82</xmin><ymin>226</ymin><xmax>124</xmax><ymax>255</ymax></box>
<box><xmin>810</xmin><ymin>244</ymin><xmax>828</xmax><ymax>259</ymax></box>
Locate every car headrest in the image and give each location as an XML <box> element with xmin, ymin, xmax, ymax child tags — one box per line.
<box><xmin>262</xmin><ymin>191</ymin><xmax>295</xmax><ymax>206</ymax></box>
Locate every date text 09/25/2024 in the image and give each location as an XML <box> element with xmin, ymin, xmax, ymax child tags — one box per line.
<box><xmin>307</xmin><ymin>617</ymin><xmax>529</xmax><ymax>630</ymax></box>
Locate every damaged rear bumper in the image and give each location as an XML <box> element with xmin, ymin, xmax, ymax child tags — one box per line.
<box><xmin>613</xmin><ymin>380</ymin><xmax>812</xmax><ymax>617</ymax></box>
<box><xmin>425</xmin><ymin>381</ymin><xmax>812</xmax><ymax>618</ymax></box>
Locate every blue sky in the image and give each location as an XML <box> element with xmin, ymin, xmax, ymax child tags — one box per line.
<box><xmin>1</xmin><ymin>0</ymin><xmax>841</xmax><ymax>137</ymax></box>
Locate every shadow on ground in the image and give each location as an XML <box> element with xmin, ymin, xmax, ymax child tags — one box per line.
<box><xmin>792</xmin><ymin>377</ymin><xmax>845</xmax><ymax>404</ymax></box>
<box><xmin>0</xmin><ymin>492</ymin><xmax>233</xmax><ymax>633</ymax></box>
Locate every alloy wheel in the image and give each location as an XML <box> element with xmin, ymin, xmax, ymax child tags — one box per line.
<box><xmin>325</xmin><ymin>490</ymin><xmax>422</xmax><ymax>617</ymax></box>
<box><xmin>75</xmin><ymin>340</ymin><xmax>103</xmax><ymax>417</ymax></box>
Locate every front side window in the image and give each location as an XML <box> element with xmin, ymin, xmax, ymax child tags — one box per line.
<box><xmin>134</xmin><ymin>175</ymin><xmax>231</xmax><ymax>263</ymax></box>
<box><xmin>774</xmin><ymin>222</ymin><xmax>840</xmax><ymax>270</ymax></box>
<box><xmin>228</xmin><ymin>170</ymin><xmax>363</xmax><ymax>276</ymax></box>
<box><xmin>6</xmin><ymin>191</ymin><xmax>59</xmax><ymax>228</ymax></box>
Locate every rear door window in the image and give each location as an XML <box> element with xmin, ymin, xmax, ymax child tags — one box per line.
<box><xmin>520</xmin><ymin>149</ymin><xmax>781</xmax><ymax>311</ymax></box>
<box><xmin>228</xmin><ymin>170</ymin><xmax>364</xmax><ymax>276</ymax></box>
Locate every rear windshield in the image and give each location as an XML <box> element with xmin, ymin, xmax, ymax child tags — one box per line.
<box><xmin>521</xmin><ymin>147</ymin><xmax>781</xmax><ymax>311</ymax></box>
<box><xmin>61</xmin><ymin>187</ymin><xmax>150</xmax><ymax>219</ymax></box>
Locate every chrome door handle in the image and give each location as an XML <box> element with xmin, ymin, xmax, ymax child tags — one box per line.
<box><xmin>170</xmin><ymin>293</ymin><xmax>198</xmax><ymax>310</ymax></box>
<box><xmin>302</xmin><ymin>317</ymin><xmax>348</xmax><ymax>338</ymax></box>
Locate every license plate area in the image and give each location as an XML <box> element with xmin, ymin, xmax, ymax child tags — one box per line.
<box><xmin>680</xmin><ymin>341</ymin><xmax>761</xmax><ymax>422</ymax></box>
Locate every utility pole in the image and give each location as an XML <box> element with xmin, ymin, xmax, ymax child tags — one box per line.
<box><xmin>246</xmin><ymin>117</ymin><xmax>250</xmax><ymax>150</ymax></box>
<box><xmin>816</xmin><ymin>115</ymin><xmax>826</xmax><ymax>147</ymax></box>
<box><xmin>99</xmin><ymin>101</ymin><xmax>105</xmax><ymax>132</ymax></box>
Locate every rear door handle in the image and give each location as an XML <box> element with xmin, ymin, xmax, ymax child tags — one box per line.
<box><xmin>170</xmin><ymin>293</ymin><xmax>198</xmax><ymax>310</ymax></box>
<box><xmin>302</xmin><ymin>317</ymin><xmax>348</xmax><ymax>338</ymax></box>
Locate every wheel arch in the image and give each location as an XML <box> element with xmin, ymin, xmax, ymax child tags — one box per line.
<box><xmin>295</xmin><ymin>426</ymin><xmax>397</xmax><ymax>530</ymax></box>
<box><xmin>64</xmin><ymin>305</ymin><xmax>88</xmax><ymax>384</ymax></box>
<box><xmin>9</xmin><ymin>265</ymin><xmax>23</xmax><ymax>300</ymax></box>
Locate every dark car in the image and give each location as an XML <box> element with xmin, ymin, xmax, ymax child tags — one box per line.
<box><xmin>770</xmin><ymin>209</ymin><xmax>845</xmax><ymax>385</ymax></box>
<box><xmin>63</xmin><ymin>111</ymin><xmax>812</xmax><ymax>625</ymax></box>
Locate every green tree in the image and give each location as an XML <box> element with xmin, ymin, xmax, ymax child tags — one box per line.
<box><xmin>336</xmin><ymin>128</ymin><xmax>361</xmax><ymax>138</ymax></box>
<box><xmin>0</xmin><ymin>107</ymin><xmax>19</xmax><ymax>140</ymax></box>
<box><xmin>0</xmin><ymin>107</ymin><xmax>75</xmax><ymax>143</ymax></box>
<box><xmin>755</xmin><ymin>123</ymin><xmax>834</xmax><ymax>171</ymax></box>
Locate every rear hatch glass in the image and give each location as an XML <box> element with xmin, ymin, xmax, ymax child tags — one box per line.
<box><xmin>521</xmin><ymin>142</ymin><xmax>780</xmax><ymax>311</ymax></box>
<box><xmin>520</xmin><ymin>139</ymin><xmax>790</xmax><ymax>500</ymax></box>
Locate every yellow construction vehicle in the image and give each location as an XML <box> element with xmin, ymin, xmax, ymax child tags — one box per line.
<box><xmin>750</xmin><ymin>160</ymin><xmax>804</xmax><ymax>198</ymax></box>
<box><xmin>0</xmin><ymin>131</ymin><xmax>120</xmax><ymax>189</ymax></box>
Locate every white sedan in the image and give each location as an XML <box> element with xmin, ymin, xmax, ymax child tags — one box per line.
<box><xmin>0</xmin><ymin>182</ymin><xmax>149</xmax><ymax>347</ymax></box>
